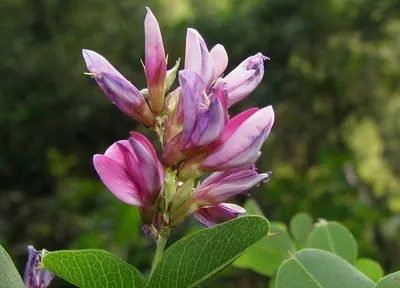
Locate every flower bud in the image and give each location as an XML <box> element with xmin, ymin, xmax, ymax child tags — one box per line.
<box><xmin>82</xmin><ymin>49</ymin><xmax>156</xmax><ymax>127</ymax></box>
<box><xmin>210</xmin><ymin>44</ymin><xmax>228</xmax><ymax>80</ymax></box>
<box><xmin>144</xmin><ymin>7</ymin><xmax>167</xmax><ymax>115</ymax></box>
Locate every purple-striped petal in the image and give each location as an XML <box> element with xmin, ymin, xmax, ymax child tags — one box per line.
<box><xmin>184</xmin><ymin>29</ymin><xmax>215</xmax><ymax>88</ymax></box>
<box><xmin>194</xmin><ymin>169</ymin><xmax>270</xmax><ymax>203</ymax></box>
<box><xmin>202</xmin><ymin>105</ymin><xmax>274</xmax><ymax>170</ymax></box>
<box><xmin>194</xmin><ymin>203</ymin><xmax>246</xmax><ymax>227</ymax></box>
<box><xmin>24</xmin><ymin>246</ymin><xmax>54</xmax><ymax>288</ymax></box>
<box><xmin>223</xmin><ymin>53</ymin><xmax>269</xmax><ymax>107</ymax></box>
<box><xmin>102</xmin><ymin>72</ymin><xmax>144</xmax><ymax>114</ymax></box>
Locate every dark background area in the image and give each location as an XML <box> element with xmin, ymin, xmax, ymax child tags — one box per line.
<box><xmin>1</xmin><ymin>0</ymin><xmax>400</xmax><ymax>287</ymax></box>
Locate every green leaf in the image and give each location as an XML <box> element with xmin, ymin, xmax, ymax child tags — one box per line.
<box><xmin>0</xmin><ymin>246</ymin><xmax>25</xmax><ymax>288</ymax></box>
<box><xmin>276</xmin><ymin>249</ymin><xmax>375</xmax><ymax>288</ymax></box>
<box><xmin>243</xmin><ymin>199</ymin><xmax>264</xmax><ymax>216</ymax></box>
<box><xmin>42</xmin><ymin>249</ymin><xmax>146</xmax><ymax>288</ymax></box>
<box><xmin>148</xmin><ymin>215</ymin><xmax>269</xmax><ymax>288</ymax></box>
<box><xmin>356</xmin><ymin>258</ymin><xmax>384</xmax><ymax>283</ymax></box>
<box><xmin>234</xmin><ymin>221</ymin><xmax>295</xmax><ymax>276</ymax></box>
<box><xmin>308</xmin><ymin>221</ymin><xmax>357</xmax><ymax>264</ymax></box>
<box><xmin>374</xmin><ymin>271</ymin><xmax>400</xmax><ymax>288</ymax></box>
<box><xmin>290</xmin><ymin>212</ymin><xmax>313</xmax><ymax>248</ymax></box>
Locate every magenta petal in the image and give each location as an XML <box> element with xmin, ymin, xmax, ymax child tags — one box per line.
<box><xmin>184</xmin><ymin>28</ymin><xmax>215</xmax><ymax>88</ymax></box>
<box><xmin>130</xmin><ymin>132</ymin><xmax>165</xmax><ymax>186</ymax></box>
<box><xmin>128</xmin><ymin>137</ymin><xmax>161</xmax><ymax>197</ymax></box>
<box><xmin>202</xmin><ymin>106</ymin><xmax>274</xmax><ymax>169</ymax></box>
<box><xmin>93</xmin><ymin>154</ymin><xmax>142</xmax><ymax>206</ymax></box>
<box><xmin>210</xmin><ymin>44</ymin><xmax>228</xmax><ymax>80</ymax></box>
<box><xmin>194</xmin><ymin>203</ymin><xmax>246</xmax><ymax>227</ymax></box>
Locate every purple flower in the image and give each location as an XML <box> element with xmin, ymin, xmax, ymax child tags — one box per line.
<box><xmin>163</xmin><ymin>70</ymin><xmax>228</xmax><ymax>166</ymax></box>
<box><xmin>220</xmin><ymin>53</ymin><xmax>269</xmax><ymax>107</ymax></box>
<box><xmin>82</xmin><ymin>49</ymin><xmax>156</xmax><ymax>127</ymax></box>
<box><xmin>144</xmin><ymin>7</ymin><xmax>167</xmax><ymax>115</ymax></box>
<box><xmin>24</xmin><ymin>246</ymin><xmax>54</xmax><ymax>288</ymax></box>
<box><xmin>193</xmin><ymin>169</ymin><xmax>270</xmax><ymax>204</ymax></box>
<box><xmin>93</xmin><ymin>132</ymin><xmax>164</xmax><ymax>223</ymax></box>
<box><xmin>194</xmin><ymin>203</ymin><xmax>246</xmax><ymax>227</ymax></box>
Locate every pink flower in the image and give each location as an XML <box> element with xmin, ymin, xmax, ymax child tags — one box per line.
<box><xmin>193</xmin><ymin>169</ymin><xmax>270</xmax><ymax>204</ymax></box>
<box><xmin>93</xmin><ymin>132</ymin><xmax>164</xmax><ymax>223</ymax></box>
<box><xmin>194</xmin><ymin>203</ymin><xmax>246</xmax><ymax>227</ymax></box>
<box><xmin>144</xmin><ymin>7</ymin><xmax>167</xmax><ymax>115</ymax></box>
<box><xmin>82</xmin><ymin>49</ymin><xmax>156</xmax><ymax>127</ymax></box>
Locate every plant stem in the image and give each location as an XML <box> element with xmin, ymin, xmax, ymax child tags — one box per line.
<box><xmin>150</xmin><ymin>226</ymin><xmax>170</xmax><ymax>276</ymax></box>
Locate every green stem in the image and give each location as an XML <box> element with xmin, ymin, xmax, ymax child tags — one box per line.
<box><xmin>150</xmin><ymin>226</ymin><xmax>170</xmax><ymax>276</ymax></box>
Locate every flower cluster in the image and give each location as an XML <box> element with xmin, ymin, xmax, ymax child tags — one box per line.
<box><xmin>83</xmin><ymin>8</ymin><xmax>274</xmax><ymax>239</ymax></box>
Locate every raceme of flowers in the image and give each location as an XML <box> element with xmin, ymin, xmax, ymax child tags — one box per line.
<box><xmin>82</xmin><ymin>7</ymin><xmax>274</xmax><ymax>240</ymax></box>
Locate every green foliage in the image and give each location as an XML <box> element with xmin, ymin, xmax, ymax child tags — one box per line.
<box><xmin>42</xmin><ymin>249</ymin><xmax>146</xmax><ymax>288</ymax></box>
<box><xmin>148</xmin><ymin>216</ymin><xmax>269</xmax><ymax>288</ymax></box>
<box><xmin>234</xmin><ymin>200</ymin><xmax>295</xmax><ymax>276</ymax></box>
<box><xmin>290</xmin><ymin>212</ymin><xmax>313</xmax><ymax>249</ymax></box>
<box><xmin>356</xmin><ymin>258</ymin><xmax>384</xmax><ymax>283</ymax></box>
<box><xmin>276</xmin><ymin>249</ymin><xmax>375</xmax><ymax>288</ymax></box>
<box><xmin>0</xmin><ymin>246</ymin><xmax>25</xmax><ymax>288</ymax></box>
<box><xmin>374</xmin><ymin>271</ymin><xmax>400</xmax><ymax>288</ymax></box>
<box><xmin>308</xmin><ymin>221</ymin><xmax>358</xmax><ymax>264</ymax></box>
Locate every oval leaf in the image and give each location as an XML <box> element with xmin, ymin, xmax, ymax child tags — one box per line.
<box><xmin>42</xmin><ymin>249</ymin><xmax>146</xmax><ymax>288</ymax></box>
<box><xmin>308</xmin><ymin>221</ymin><xmax>357</xmax><ymax>264</ymax></box>
<box><xmin>234</xmin><ymin>221</ymin><xmax>295</xmax><ymax>276</ymax></box>
<box><xmin>148</xmin><ymin>215</ymin><xmax>269</xmax><ymax>288</ymax></box>
<box><xmin>290</xmin><ymin>212</ymin><xmax>313</xmax><ymax>248</ymax></box>
<box><xmin>374</xmin><ymin>271</ymin><xmax>400</xmax><ymax>288</ymax></box>
<box><xmin>0</xmin><ymin>246</ymin><xmax>25</xmax><ymax>288</ymax></box>
<box><xmin>356</xmin><ymin>258</ymin><xmax>384</xmax><ymax>283</ymax></box>
<box><xmin>276</xmin><ymin>249</ymin><xmax>375</xmax><ymax>288</ymax></box>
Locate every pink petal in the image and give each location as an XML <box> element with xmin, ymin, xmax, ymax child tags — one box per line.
<box><xmin>202</xmin><ymin>106</ymin><xmax>274</xmax><ymax>169</ymax></box>
<box><xmin>184</xmin><ymin>29</ymin><xmax>215</xmax><ymax>88</ymax></box>
<box><xmin>195</xmin><ymin>170</ymin><xmax>270</xmax><ymax>203</ymax></box>
<box><xmin>194</xmin><ymin>203</ymin><xmax>246</xmax><ymax>227</ymax></box>
<box><xmin>93</xmin><ymin>154</ymin><xmax>142</xmax><ymax>206</ymax></box>
<box><xmin>210</xmin><ymin>44</ymin><xmax>228</xmax><ymax>80</ymax></box>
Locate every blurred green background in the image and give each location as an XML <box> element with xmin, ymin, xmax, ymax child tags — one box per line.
<box><xmin>1</xmin><ymin>0</ymin><xmax>399</xmax><ymax>287</ymax></box>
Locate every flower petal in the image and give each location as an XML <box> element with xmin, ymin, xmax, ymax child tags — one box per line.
<box><xmin>202</xmin><ymin>106</ymin><xmax>274</xmax><ymax>170</ymax></box>
<box><xmin>195</xmin><ymin>169</ymin><xmax>270</xmax><ymax>203</ymax></box>
<box><xmin>194</xmin><ymin>203</ymin><xmax>246</xmax><ymax>227</ymax></box>
<box><xmin>184</xmin><ymin>28</ymin><xmax>215</xmax><ymax>88</ymax></box>
<box><xmin>210</xmin><ymin>44</ymin><xmax>228</xmax><ymax>80</ymax></box>
<box><xmin>82</xmin><ymin>49</ymin><xmax>125</xmax><ymax>78</ymax></box>
<box><xmin>93</xmin><ymin>154</ymin><xmax>142</xmax><ymax>206</ymax></box>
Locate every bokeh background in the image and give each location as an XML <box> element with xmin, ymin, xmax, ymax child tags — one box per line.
<box><xmin>1</xmin><ymin>0</ymin><xmax>400</xmax><ymax>287</ymax></box>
